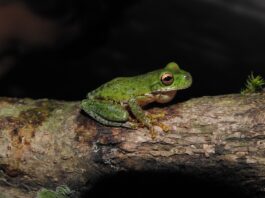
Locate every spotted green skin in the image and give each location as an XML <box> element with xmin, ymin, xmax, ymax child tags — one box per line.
<box><xmin>81</xmin><ymin>62</ymin><xmax>192</xmax><ymax>129</ymax></box>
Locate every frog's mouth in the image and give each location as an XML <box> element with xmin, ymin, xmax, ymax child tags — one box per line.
<box><xmin>152</xmin><ymin>81</ymin><xmax>192</xmax><ymax>94</ymax></box>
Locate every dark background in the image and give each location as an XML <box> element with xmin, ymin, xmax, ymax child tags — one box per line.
<box><xmin>0</xmin><ymin>0</ymin><xmax>264</xmax><ymax>197</ymax></box>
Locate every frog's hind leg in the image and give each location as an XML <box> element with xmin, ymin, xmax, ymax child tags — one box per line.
<box><xmin>81</xmin><ymin>99</ymin><xmax>132</xmax><ymax>128</ymax></box>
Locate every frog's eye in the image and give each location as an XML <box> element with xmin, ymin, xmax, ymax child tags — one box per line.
<box><xmin>161</xmin><ymin>73</ymin><xmax>174</xmax><ymax>85</ymax></box>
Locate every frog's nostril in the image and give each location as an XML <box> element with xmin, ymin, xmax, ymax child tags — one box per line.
<box><xmin>184</xmin><ymin>74</ymin><xmax>191</xmax><ymax>80</ymax></box>
<box><xmin>184</xmin><ymin>74</ymin><xmax>188</xmax><ymax>79</ymax></box>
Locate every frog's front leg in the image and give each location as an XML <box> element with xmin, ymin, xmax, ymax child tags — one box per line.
<box><xmin>128</xmin><ymin>99</ymin><xmax>156</xmax><ymax>138</ymax></box>
<box><xmin>81</xmin><ymin>99</ymin><xmax>132</xmax><ymax>127</ymax></box>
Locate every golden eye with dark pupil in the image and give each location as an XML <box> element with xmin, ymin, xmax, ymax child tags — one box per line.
<box><xmin>161</xmin><ymin>73</ymin><xmax>174</xmax><ymax>85</ymax></box>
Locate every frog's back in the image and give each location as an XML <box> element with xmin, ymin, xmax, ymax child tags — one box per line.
<box><xmin>88</xmin><ymin>73</ymin><xmax>156</xmax><ymax>102</ymax></box>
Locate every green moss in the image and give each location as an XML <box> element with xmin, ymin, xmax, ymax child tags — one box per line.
<box><xmin>241</xmin><ymin>72</ymin><xmax>265</xmax><ymax>94</ymax></box>
<box><xmin>37</xmin><ymin>185</ymin><xmax>74</xmax><ymax>198</ymax></box>
<box><xmin>37</xmin><ymin>190</ymin><xmax>57</xmax><ymax>198</ymax></box>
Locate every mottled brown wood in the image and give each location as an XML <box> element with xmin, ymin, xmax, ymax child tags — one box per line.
<box><xmin>0</xmin><ymin>93</ymin><xmax>265</xmax><ymax>197</ymax></box>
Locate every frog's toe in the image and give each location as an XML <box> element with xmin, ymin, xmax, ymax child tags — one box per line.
<box><xmin>158</xmin><ymin>122</ymin><xmax>171</xmax><ymax>133</ymax></box>
<box><xmin>150</xmin><ymin>127</ymin><xmax>157</xmax><ymax>139</ymax></box>
<box><xmin>121</xmin><ymin>121</ymin><xmax>139</xmax><ymax>129</ymax></box>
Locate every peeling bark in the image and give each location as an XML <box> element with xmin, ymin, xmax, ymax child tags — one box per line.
<box><xmin>0</xmin><ymin>94</ymin><xmax>265</xmax><ymax>197</ymax></box>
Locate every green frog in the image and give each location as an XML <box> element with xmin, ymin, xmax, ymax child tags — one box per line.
<box><xmin>81</xmin><ymin>62</ymin><xmax>192</xmax><ymax>138</ymax></box>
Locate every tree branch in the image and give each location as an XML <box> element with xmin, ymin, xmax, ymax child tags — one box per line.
<box><xmin>0</xmin><ymin>93</ymin><xmax>265</xmax><ymax>197</ymax></box>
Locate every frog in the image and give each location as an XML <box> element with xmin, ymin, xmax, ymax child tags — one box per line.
<box><xmin>81</xmin><ymin>62</ymin><xmax>192</xmax><ymax>138</ymax></box>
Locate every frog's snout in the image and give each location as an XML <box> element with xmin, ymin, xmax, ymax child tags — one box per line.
<box><xmin>183</xmin><ymin>73</ymin><xmax>192</xmax><ymax>88</ymax></box>
<box><xmin>184</xmin><ymin>73</ymin><xmax>192</xmax><ymax>81</ymax></box>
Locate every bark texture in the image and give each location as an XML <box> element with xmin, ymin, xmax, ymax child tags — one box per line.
<box><xmin>0</xmin><ymin>93</ymin><xmax>265</xmax><ymax>197</ymax></box>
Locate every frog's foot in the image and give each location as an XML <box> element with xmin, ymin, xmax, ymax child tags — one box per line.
<box><xmin>147</xmin><ymin>113</ymin><xmax>171</xmax><ymax>133</ymax></box>
<box><xmin>122</xmin><ymin>121</ymin><xmax>157</xmax><ymax>139</ymax></box>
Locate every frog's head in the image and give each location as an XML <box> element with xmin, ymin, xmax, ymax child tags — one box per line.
<box><xmin>151</xmin><ymin>62</ymin><xmax>192</xmax><ymax>92</ymax></box>
<box><xmin>150</xmin><ymin>62</ymin><xmax>192</xmax><ymax>103</ymax></box>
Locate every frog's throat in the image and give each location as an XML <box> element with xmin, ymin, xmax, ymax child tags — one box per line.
<box><xmin>137</xmin><ymin>90</ymin><xmax>177</xmax><ymax>106</ymax></box>
<box><xmin>153</xmin><ymin>90</ymin><xmax>177</xmax><ymax>104</ymax></box>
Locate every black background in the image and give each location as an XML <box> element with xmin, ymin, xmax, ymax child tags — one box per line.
<box><xmin>0</xmin><ymin>0</ymin><xmax>264</xmax><ymax>197</ymax></box>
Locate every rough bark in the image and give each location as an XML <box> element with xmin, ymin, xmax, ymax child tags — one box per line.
<box><xmin>0</xmin><ymin>93</ymin><xmax>265</xmax><ymax>197</ymax></box>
